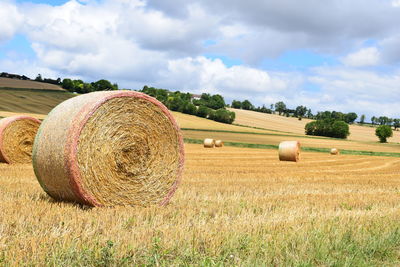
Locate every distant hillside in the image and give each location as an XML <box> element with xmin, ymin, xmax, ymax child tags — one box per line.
<box><xmin>0</xmin><ymin>88</ymin><xmax>75</xmax><ymax>114</ymax></box>
<box><xmin>229</xmin><ymin>108</ymin><xmax>400</xmax><ymax>143</ymax></box>
<box><xmin>0</xmin><ymin>77</ymin><xmax>64</xmax><ymax>91</ymax></box>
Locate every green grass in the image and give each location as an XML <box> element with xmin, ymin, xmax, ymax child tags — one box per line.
<box><xmin>184</xmin><ymin>138</ymin><xmax>400</xmax><ymax>158</ymax></box>
<box><xmin>233</xmin><ymin>122</ymin><xmax>296</xmax><ymax>134</ymax></box>
<box><xmin>182</xmin><ymin>128</ymin><xmax>346</xmax><ymax>141</ymax></box>
<box><xmin>6</xmin><ymin>218</ymin><xmax>400</xmax><ymax>266</ymax></box>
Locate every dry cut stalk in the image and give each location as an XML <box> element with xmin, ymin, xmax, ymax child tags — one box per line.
<box><xmin>278</xmin><ymin>141</ymin><xmax>301</xmax><ymax>162</ymax></box>
<box><xmin>32</xmin><ymin>91</ymin><xmax>185</xmax><ymax>207</ymax></box>
<box><xmin>0</xmin><ymin>115</ymin><xmax>41</xmax><ymax>164</ymax></box>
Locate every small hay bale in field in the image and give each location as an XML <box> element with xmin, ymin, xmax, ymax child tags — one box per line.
<box><xmin>203</xmin><ymin>138</ymin><xmax>215</xmax><ymax>148</ymax></box>
<box><xmin>330</xmin><ymin>148</ymin><xmax>340</xmax><ymax>155</ymax></box>
<box><xmin>278</xmin><ymin>141</ymin><xmax>301</xmax><ymax>162</ymax></box>
<box><xmin>0</xmin><ymin>115</ymin><xmax>41</xmax><ymax>164</ymax></box>
<box><xmin>215</xmin><ymin>140</ymin><xmax>224</xmax><ymax>147</ymax></box>
<box><xmin>32</xmin><ymin>91</ymin><xmax>185</xmax><ymax>207</ymax></box>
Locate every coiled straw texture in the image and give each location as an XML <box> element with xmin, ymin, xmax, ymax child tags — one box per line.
<box><xmin>330</xmin><ymin>148</ymin><xmax>340</xmax><ymax>155</ymax></box>
<box><xmin>32</xmin><ymin>91</ymin><xmax>185</xmax><ymax>207</ymax></box>
<box><xmin>278</xmin><ymin>141</ymin><xmax>301</xmax><ymax>162</ymax></box>
<box><xmin>0</xmin><ymin>115</ymin><xmax>41</xmax><ymax>164</ymax></box>
<box><xmin>203</xmin><ymin>138</ymin><xmax>215</xmax><ymax>148</ymax></box>
<box><xmin>215</xmin><ymin>140</ymin><xmax>224</xmax><ymax>147</ymax></box>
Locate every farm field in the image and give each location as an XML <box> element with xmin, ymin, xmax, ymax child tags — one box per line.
<box><xmin>0</xmin><ymin>88</ymin><xmax>75</xmax><ymax>115</ymax></box>
<box><xmin>231</xmin><ymin>108</ymin><xmax>400</xmax><ymax>143</ymax></box>
<box><xmin>182</xmin><ymin>130</ymin><xmax>400</xmax><ymax>154</ymax></box>
<box><xmin>0</xmin><ymin>77</ymin><xmax>64</xmax><ymax>90</ymax></box>
<box><xmin>1</xmin><ymin>144</ymin><xmax>400</xmax><ymax>265</ymax></box>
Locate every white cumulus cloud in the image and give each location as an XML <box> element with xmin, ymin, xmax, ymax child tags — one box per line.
<box><xmin>341</xmin><ymin>47</ymin><xmax>381</xmax><ymax>67</ymax></box>
<box><xmin>0</xmin><ymin>1</ymin><xmax>23</xmax><ymax>43</ymax></box>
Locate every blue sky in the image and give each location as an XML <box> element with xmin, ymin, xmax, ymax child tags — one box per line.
<box><xmin>1</xmin><ymin>0</ymin><xmax>400</xmax><ymax>118</ymax></box>
<box><xmin>16</xmin><ymin>0</ymin><xmax>69</xmax><ymax>4</ymax></box>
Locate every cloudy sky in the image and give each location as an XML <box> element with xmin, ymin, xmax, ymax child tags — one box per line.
<box><xmin>1</xmin><ymin>0</ymin><xmax>400</xmax><ymax>119</ymax></box>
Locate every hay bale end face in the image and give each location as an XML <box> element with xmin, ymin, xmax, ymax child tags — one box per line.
<box><xmin>203</xmin><ymin>138</ymin><xmax>215</xmax><ymax>148</ymax></box>
<box><xmin>32</xmin><ymin>91</ymin><xmax>185</xmax><ymax>207</ymax></box>
<box><xmin>215</xmin><ymin>140</ymin><xmax>224</xmax><ymax>147</ymax></box>
<box><xmin>279</xmin><ymin>141</ymin><xmax>301</xmax><ymax>162</ymax></box>
<box><xmin>0</xmin><ymin>115</ymin><xmax>41</xmax><ymax>164</ymax></box>
<box><xmin>330</xmin><ymin>148</ymin><xmax>340</xmax><ymax>155</ymax></box>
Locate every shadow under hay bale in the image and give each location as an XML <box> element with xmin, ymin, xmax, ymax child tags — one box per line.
<box><xmin>0</xmin><ymin>115</ymin><xmax>41</xmax><ymax>164</ymax></box>
<box><xmin>32</xmin><ymin>91</ymin><xmax>185</xmax><ymax>207</ymax></box>
<box><xmin>278</xmin><ymin>141</ymin><xmax>301</xmax><ymax>162</ymax></box>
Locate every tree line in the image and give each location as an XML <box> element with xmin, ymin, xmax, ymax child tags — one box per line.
<box><xmin>35</xmin><ymin>74</ymin><xmax>119</xmax><ymax>93</ymax></box>
<box><xmin>141</xmin><ymin>86</ymin><xmax>235</xmax><ymax>124</ymax></box>
<box><xmin>5</xmin><ymin>72</ymin><xmax>399</xmax><ymax>132</ymax></box>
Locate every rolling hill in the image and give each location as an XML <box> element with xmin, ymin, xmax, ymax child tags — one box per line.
<box><xmin>0</xmin><ymin>88</ymin><xmax>75</xmax><ymax>114</ymax></box>
<box><xmin>1</xmin><ymin>86</ymin><xmax>398</xmax><ymax>155</ymax></box>
<box><xmin>230</xmin><ymin>108</ymin><xmax>400</xmax><ymax>143</ymax></box>
<box><xmin>0</xmin><ymin>77</ymin><xmax>64</xmax><ymax>90</ymax></box>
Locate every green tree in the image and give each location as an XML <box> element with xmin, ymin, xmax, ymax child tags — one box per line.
<box><xmin>82</xmin><ymin>83</ymin><xmax>94</xmax><ymax>94</ymax></box>
<box><xmin>344</xmin><ymin>112</ymin><xmax>358</xmax><ymax>124</ymax></box>
<box><xmin>360</xmin><ymin>114</ymin><xmax>366</xmax><ymax>124</ymax></box>
<box><xmin>305</xmin><ymin>121</ymin><xmax>317</xmax><ymax>135</ymax></box>
<box><xmin>375</xmin><ymin>125</ymin><xmax>393</xmax><ymax>143</ymax></box>
<box><xmin>305</xmin><ymin>119</ymin><xmax>349</xmax><ymax>139</ymax></box>
<box><xmin>371</xmin><ymin>116</ymin><xmax>376</xmax><ymax>125</ymax></box>
<box><xmin>72</xmin><ymin>80</ymin><xmax>84</xmax><ymax>93</ymax></box>
<box><xmin>62</xmin><ymin>78</ymin><xmax>74</xmax><ymax>92</ymax></box>
<box><xmin>241</xmin><ymin>100</ymin><xmax>254</xmax><ymax>110</ymax></box>
<box><xmin>275</xmin><ymin>101</ymin><xmax>286</xmax><ymax>115</ymax></box>
<box><xmin>197</xmin><ymin>105</ymin><xmax>209</xmax><ymax>118</ymax></box>
<box><xmin>182</xmin><ymin>101</ymin><xmax>197</xmax><ymax>115</ymax></box>
<box><xmin>166</xmin><ymin>96</ymin><xmax>184</xmax><ymax>112</ymax></box>
<box><xmin>295</xmin><ymin>105</ymin><xmax>307</xmax><ymax>120</ymax></box>
<box><xmin>331</xmin><ymin>121</ymin><xmax>350</xmax><ymax>139</ymax></box>
<box><xmin>231</xmin><ymin>100</ymin><xmax>242</xmax><ymax>109</ymax></box>
<box><xmin>306</xmin><ymin>109</ymin><xmax>313</xmax><ymax>119</ymax></box>
<box><xmin>209</xmin><ymin>94</ymin><xmax>226</xmax><ymax>109</ymax></box>
<box><xmin>35</xmin><ymin>74</ymin><xmax>43</xmax><ymax>82</ymax></box>
<box><xmin>91</xmin><ymin>79</ymin><xmax>116</xmax><ymax>91</ymax></box>
<box><xmin>213</xmin><ymin>108</ymin><xmax>235</xmax><ymax>124</ymax></box>
<box><xmin>377</xmin><ymin>116</ymin><xmax>390</xmax><ymax>125</ymax></box>
<box><xmin>393</xmin><ymin>119</ymin><xmax>400</xmax><ymax>130</ymax></box>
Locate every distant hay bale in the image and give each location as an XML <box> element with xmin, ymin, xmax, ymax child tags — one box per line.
<box><xmin>330</xmin><ymin>148</ymin><xmax>340</xmax><ymax>155</ymax></box>
<box><xmin>203</xmin><ymin>138</ymin><xmax>215</xmax><ymax>148</ymax></box>
<box><xmin>215</xmin><ymin>140</ymin><xmax>224</xmax><ymax>147</ymax></box>
<box><xmin>0</xmin><ymin>115</ymin><xmax>41</xmax><ymax>164</ymax></box>
<box><xmin>32</xmin><ymin>91</ymin><xmax>185</xmax><ymax>207</ymax></box>
<box><xmin>279</xmin><ymin>141</ymin><xmax>301</xmax><ymax>162</ymax></box>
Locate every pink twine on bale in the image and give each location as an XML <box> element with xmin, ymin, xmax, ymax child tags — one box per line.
<box><xmin>33</xmin><ymin>91</ymin><xmax>185</xmax><ymax>207</ymax></box>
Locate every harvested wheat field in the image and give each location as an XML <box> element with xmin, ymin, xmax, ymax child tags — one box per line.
<box><xmin>182</xmin><ymin>129</ymin><xmax>400</xmax><ymax>153</ymax></box>
<box><xmin>1</xmin><ymin>144</ymin><xmax>400</xmax><ymax>265</ymax></box>
<box><xmin>0</xmin><ymin>77</ymin><xmax>64</xmax><ymax>90</ymax></box>
<box><xmin>231</xmin><ymin>108</ymin><xmax>400</xmax><ymax>143</ymax></box>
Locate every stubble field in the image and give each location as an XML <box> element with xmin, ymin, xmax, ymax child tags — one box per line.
<box><xmin>1</xmin><ymin>87</ymin><xmax>400</xmax><ymax>265</ymax></box>
<box><xmin>1</xmin><ymin>144</ymin><xmax>400</xmax><ymax>266</ymax></box>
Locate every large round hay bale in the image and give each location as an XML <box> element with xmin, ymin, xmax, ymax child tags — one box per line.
<box><xmin>215</xmin><ymin>140</ymin><xmax>224</xmax><ymax>147</ymax></box>
<box><xmin>32</xmin><ymin>91</ymin><xmax>185</xmax><ymax>207</ymax></box>
<box><xmin>0</xmin><ymin>115</ymin><xmax>41</xmax><ymax>164</ymax></box>
<box><xmin>203</xmin><ymin>138</ymin><xmax>215</xmax><ymax>148</ymax></box>
<box><xmin>278</xmin><ymin>141</ymin><xmax>301</xmax><ymax>162</ymax></box>
<box><xmin>330</xmin><ymin>148</ymin><xmax>340</xmax><ymax>155</ymax></box>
